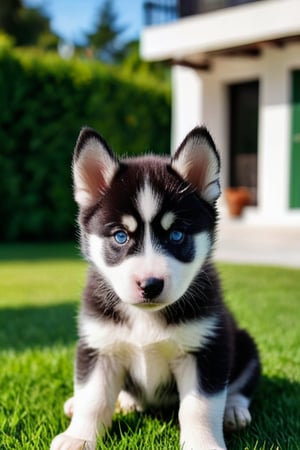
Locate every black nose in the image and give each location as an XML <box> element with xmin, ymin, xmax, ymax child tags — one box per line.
<box><xmin>138</xmin><ymin>278</ymin><xmax>164</xmax><ymax>300</ymax></box>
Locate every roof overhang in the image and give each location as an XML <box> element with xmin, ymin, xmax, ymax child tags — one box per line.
<box><xmin>141</xmin><ymin>0</ymin><xmax>300</xmax><ymax>66</ymax></box>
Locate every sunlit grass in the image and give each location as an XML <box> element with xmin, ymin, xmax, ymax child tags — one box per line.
<box><xmin>0</xmin><ymin>243</ymin><xmax>299</xmax><ymax>449</ymax></box>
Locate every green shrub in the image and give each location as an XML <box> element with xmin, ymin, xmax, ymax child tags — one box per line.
<box><xmin>0</xmin><ymin>49</ymin><xmax>171</xmax><ymax>241</ymax></box>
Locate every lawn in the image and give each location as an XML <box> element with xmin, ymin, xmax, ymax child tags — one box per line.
<box><xmin>0</xmin><ymin>243</ymin><xmax>299</xmax><ymax>450</ymax></box>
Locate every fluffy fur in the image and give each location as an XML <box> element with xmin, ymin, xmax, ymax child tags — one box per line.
<box><xmin>51</xmin><ymin>126</ymin><xmax>260</xmax><ymax>450</ymax></box>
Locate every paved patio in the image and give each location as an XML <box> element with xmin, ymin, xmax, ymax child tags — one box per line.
<box><xmin>214</xmin><ymin>220</ymin><xmax>300</xmax><ymax>268</ymax></box>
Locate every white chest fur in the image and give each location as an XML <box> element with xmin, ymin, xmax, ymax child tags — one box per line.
<box><xmin>80</xmin><ymin>311</ymin><xmax>218</xmax><ymax>406</ymax></box>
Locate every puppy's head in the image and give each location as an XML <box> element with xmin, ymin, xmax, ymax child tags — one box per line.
<box><xmin>73</xmin><ymin>127</ymin><xmax>220</xmax><ymax>311</ymax></box>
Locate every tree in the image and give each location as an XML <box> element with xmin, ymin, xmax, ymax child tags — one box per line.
<box><xmin>86</xmin><ymin>0</ymin><xmax>128</xmax><ymax>63</ymax></box>
<box><xmin>0</xmin><ymin>0</ymin><xmax>58</xmax><ymax>47</ymax></box>
<box><xmin>14</xmin><ymin>7</ymin><xmax>52</xmax><ymax>46</ymax></box>
<box><xmin>0</xmin><ymin>0</ymin><xmax>22</xmax><ymax>36</ymax></box>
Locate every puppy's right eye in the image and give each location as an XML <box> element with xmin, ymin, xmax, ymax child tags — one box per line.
<box><xmin>114</xmin><ymin>230</ymin><xmax>128</xmax><ymax>245</ymax></box>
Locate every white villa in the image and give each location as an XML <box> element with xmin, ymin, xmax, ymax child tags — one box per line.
<box><xmin>141</xmin><ymin>0</ymin><xmax>300</xmax><ymax>226</ymax></box>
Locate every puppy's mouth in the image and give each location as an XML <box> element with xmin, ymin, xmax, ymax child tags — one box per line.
<box><xmin>132</xmin><ymin>301</ymin><xmax>166</xmax><ymax>311</ymax></box>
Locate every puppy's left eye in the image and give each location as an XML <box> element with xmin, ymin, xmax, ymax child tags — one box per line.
<box><xmin>114</xmin><ymin>230</ymin><xmax>129</xmax><ymax>245</ymax></box>
<box><xmin>169</xmin><ymin>230</ymin><xmax>184</xmax><ymax>243</ymax></box>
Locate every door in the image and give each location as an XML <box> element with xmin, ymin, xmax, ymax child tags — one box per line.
<box><xmin>290</xmin><ymin>70</ymin><xmax>300</xmax><ymax>209</ymax></box>
<box><xmin>229</xmin><ymin>80</ymin><xmax>259</xmax><ymax>205</ymax></box>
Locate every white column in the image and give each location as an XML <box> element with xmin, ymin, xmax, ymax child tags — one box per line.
<box><xmin>257</xmin><ymin>48</ymin><xmax>290</xmax><ymax>223</ymax></box>
<box><xmin>171</xmin><ymin>66</ymin><xmax>203</xmax><ymax>151</ymax></box>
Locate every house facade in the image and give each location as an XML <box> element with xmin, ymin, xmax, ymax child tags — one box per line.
<box><xmin>141</xmin><ymin>0</ymin><xmax>300</xmax><ymax>225</ymax></box>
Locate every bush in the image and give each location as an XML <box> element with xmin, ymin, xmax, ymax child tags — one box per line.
<box><xmin>0</xmin><ymin>49</ymin><xmax>171</xmax><ymax>241</ymax></box>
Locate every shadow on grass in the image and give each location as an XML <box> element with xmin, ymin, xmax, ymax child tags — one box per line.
<box><xmin>227</xmin><ymin>375</ymin><xmax>300</xmax><ymax>449</ymax></box>
<box><xmin>102</xmin><ymin>410</ymin><xmax>179</xmax><ymax>449</ymax></box>
<box><xmin>102</xmin><ymin>376</ymin><xmax>300</xmax><ymax>449</ymax></box>
<box><xmin>0</xmin><ymin>302</ymin><xmax>78</xmax><ymax>351</ymax></box>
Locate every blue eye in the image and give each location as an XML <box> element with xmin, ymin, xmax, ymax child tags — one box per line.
<box><xmin>114</xmin><ymin>230</ymin><xmax>128</xmax><ymax>245</ymax></box>
<box><xmin>169</xmin><ymin>230</ymin><xmax>184</xmax><ymax>243</ymax></box>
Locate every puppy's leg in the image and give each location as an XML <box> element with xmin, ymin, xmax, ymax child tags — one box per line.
<box><xmin>224</xmin><ymin>329</ymin><xmax>261</xmax><ymax>432</ymax></box>
<box><xmin>173</xmin><ymin>354</ymin><xmax>227</xmax><ymax>450</ymax></box>
<box><xmin>115</xmin><ymin>390</ymin><xmax>143</xmax><ymax>414</ymax></box>
<box><xmin>51</xmin><ymin>345</ymin><xmax>124</xmax><ymax>450</ymax></box>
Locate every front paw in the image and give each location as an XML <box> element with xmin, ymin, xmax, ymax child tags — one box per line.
<box><xmin>181</xmin><ymin>444</ymin><xmax>226</xmax><ymax>450</ymax></box>
<box><xmin>63</xmin><ymin>396</ymin><xmax>74</xmax><ymax>417</ymax></box>
<box><xmin>224</xmin><ymin>404</ymin><xmax>251</xmax><ymax>432</ymax></box>
<box><xmin>50</xmin><ymin>433</ymin><xmax>95</xmax><ymax>450</ymax></box>
<box><xmin>115</xmin><ymin>390</ymin><xmax>143</xmax><ymax>414</ymax></box>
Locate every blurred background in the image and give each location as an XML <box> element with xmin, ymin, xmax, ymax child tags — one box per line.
<box><xmin>0</xmin><ymin>0</ymin><xmax>170</xmax><ymax>242</ymax></box>
<box><xmin>0</xmin><ymin>0</ymin><xmax>300</xmax><ymax>266</ymax></box>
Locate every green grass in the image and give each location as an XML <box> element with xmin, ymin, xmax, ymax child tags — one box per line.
<box><xmin>0</xmin><ymin>243</ymin><xmax>299</xmax><ymax>449</ymax></box>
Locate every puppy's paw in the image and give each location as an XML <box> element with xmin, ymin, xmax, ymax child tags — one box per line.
<box><xmin>50</xmin><ymin>433</ymin><xmax>95</xmax><ymax>450</ymax></box>
<box><xmin>115</xmin><ymin>390</ymin><xmax>143</xmax><ymax>414</ymax></box>
<box><xmin>224</xmin><ymin>405</ymin><xmax>251</xmax><ymax>432</ymax></box>
<box><xmin>63</xmin><ymin>397</ymin><xmax>74</xmax><ymax>417</ymax></box>
<box><xmin>181</xmin><ymin>439</ymin><xmax>226</xmax><ymax>450</ymax></box>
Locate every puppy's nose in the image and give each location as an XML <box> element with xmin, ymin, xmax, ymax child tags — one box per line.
<box><xmin>137</xmin><ymin>278</ymin><xmax>164</xmax><ymax>300</ymax></box>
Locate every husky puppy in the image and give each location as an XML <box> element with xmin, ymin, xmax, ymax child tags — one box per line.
<box><xmin>51</xmin><ymin>126</ymin><xmax>260</xmax><ymax>450</ymax></box>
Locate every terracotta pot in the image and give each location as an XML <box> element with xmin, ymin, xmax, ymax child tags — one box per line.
<box><xmin>225</xmin><ymin>187</ymin><xmax>252</xmax><ymax>217</ymax></box>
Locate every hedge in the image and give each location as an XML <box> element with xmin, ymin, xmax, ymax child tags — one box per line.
<box><xmin>0</xmin><ymin>48</ymin><xmax>171</xmax><ymax>241</ymax></box>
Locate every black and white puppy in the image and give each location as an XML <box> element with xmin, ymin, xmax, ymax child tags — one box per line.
<box><xmin>51</xmin><ymin>126</ymin><xmax>260</xmax><ymax>450</ymax></box>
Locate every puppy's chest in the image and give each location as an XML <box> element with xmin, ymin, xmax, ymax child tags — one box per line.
<box><xmin>124</xmin><ymin>339</ymin><xmax>179</xmax><ymax>405</ymax></box>
<box><xmin>82</xmin><ymin>311</ymin><xmax>216</xmax><ymax>357</ymax></box>
<box><xmin>114</xmin><ymin>325</ymin><xmax>185</xmax><ymax>407</ymax></box>
<box><xmin>82</xmin><ymin>312</ymin><xmax>218</xmax><ymax>405</ymax></box>
<box><xmin>83</xmin><ymin>312</ymin><xmax>186</xmax><ymax>364</ymax></box>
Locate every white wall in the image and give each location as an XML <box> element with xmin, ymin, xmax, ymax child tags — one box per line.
<box><xmin>171</xmin><ymin>43</ymin><xmax>300</xmax><ymax>225</ymax></box>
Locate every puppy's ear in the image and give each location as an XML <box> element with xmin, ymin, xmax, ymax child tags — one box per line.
<box><xmin>73</xmin><ymin>127</ymin><xmax>119</xmax><ymax>208</ymax></box>
<box><xmin>171</xmin><ymin>126</ymin><xmax>221</xmax><ymax>203</ymax></box>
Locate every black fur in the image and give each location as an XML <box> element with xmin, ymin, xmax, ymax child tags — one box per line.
<box><xmin>81</xmin><ymin>268</ymin><xmax>128</xmax><ymax>325</ymax></box>
<box><xmin>76</xmin><ymin>341</ymin><xmax>98</xmax><ymax>384</ymax></box>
